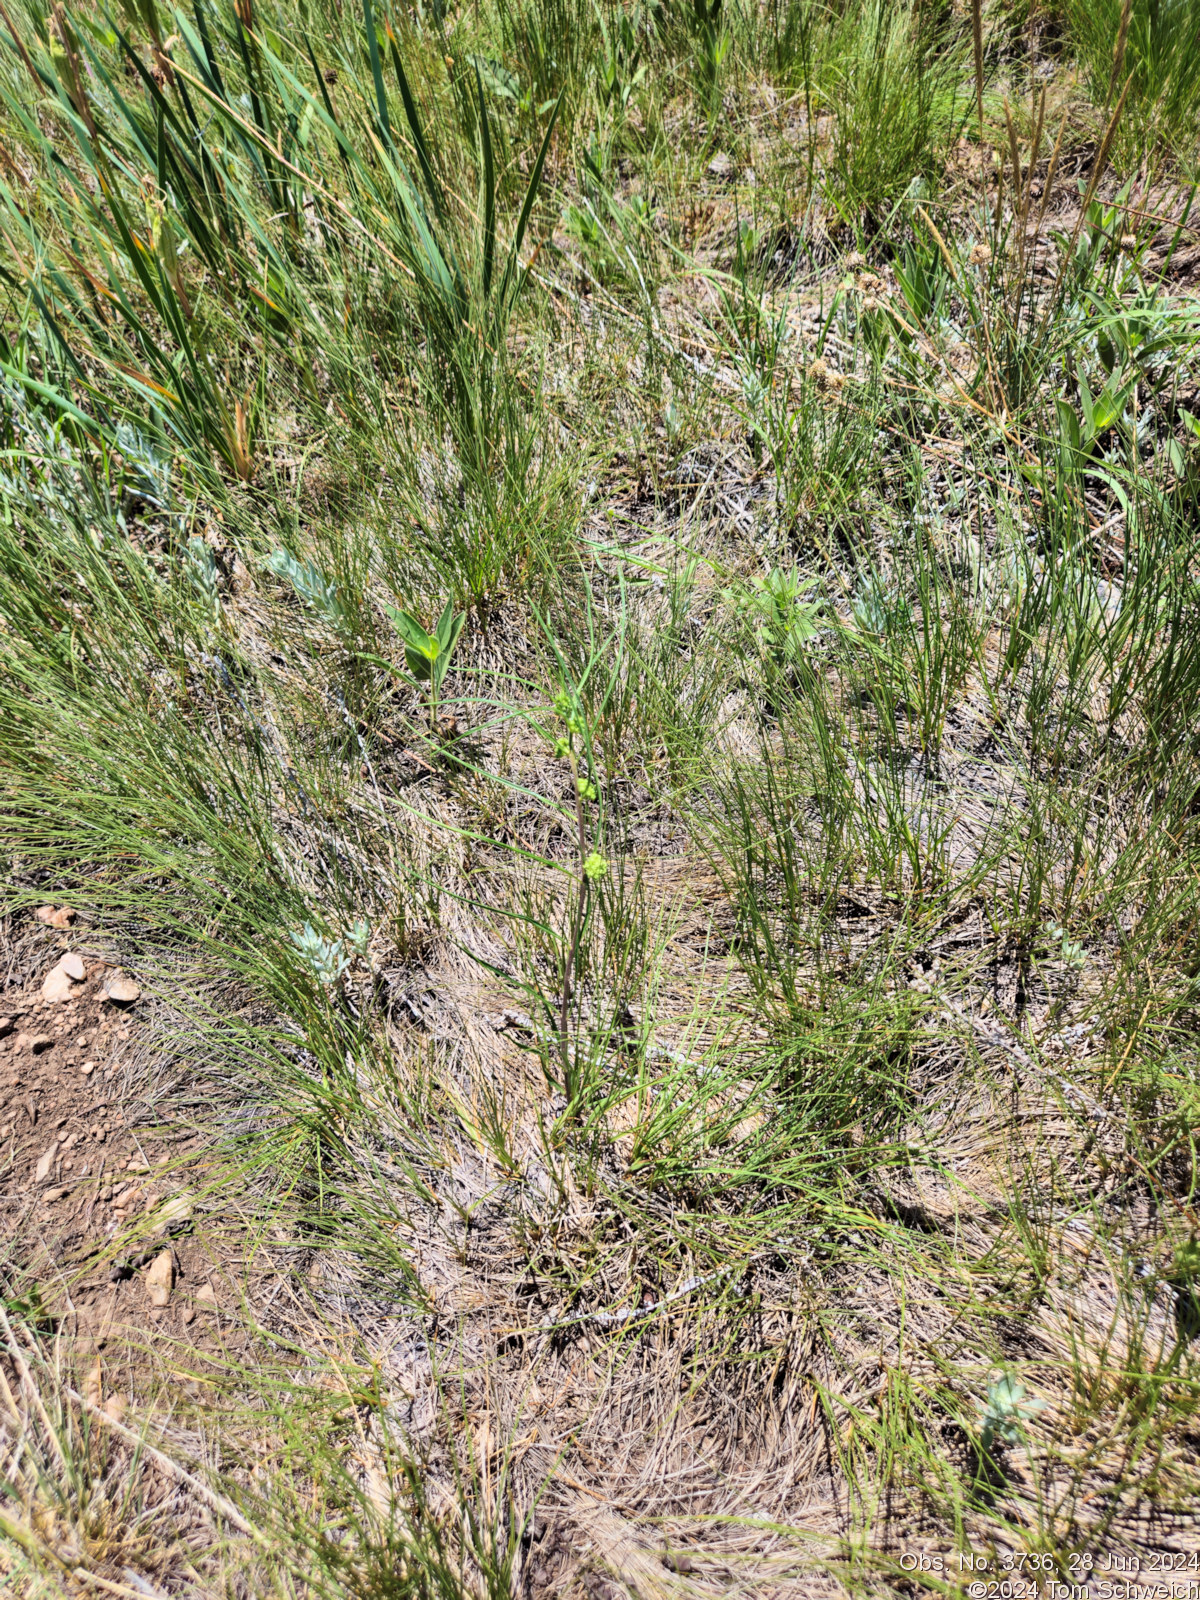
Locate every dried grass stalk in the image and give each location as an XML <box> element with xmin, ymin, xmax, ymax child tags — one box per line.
<box><xmin>1107</xmin><ymin>0</ymin><xmax>1133</xmax><ymax>108</ymax></box>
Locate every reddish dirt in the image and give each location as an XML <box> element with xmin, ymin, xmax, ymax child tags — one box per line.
<box><xmin>0</xmin><ymin>917</ymin><xmax>247</xmax><ymax>1368</ymax></box>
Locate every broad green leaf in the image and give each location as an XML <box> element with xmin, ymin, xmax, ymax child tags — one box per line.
<box><xmin>1092</xmin><ymin>383</ymin><xmax>1124</xmax><ymax>434</ymax></box>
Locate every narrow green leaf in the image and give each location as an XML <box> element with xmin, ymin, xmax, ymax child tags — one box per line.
<box><xmin>1078</xmin><ymin>375</ymin><xmax>1095</xmax><ymax>440</ymax></box>
<box><xmin>497</xmin><ymin>91</ymin><xmax>561</xmax><ymax>318</ymax></box>
<box><xmin>361</xmin><ymin>0</ymin><xmax>391</xmax><ymax>144</ymax></box>
<box><xmin>189</xmin><ymin>0</ymin><xmax>229</xmax><ymax>102</ymax></box>
<box><xmin>386</xmin><ymin>27</ymin><xmax>444</xmax><ymax>220</ymax></box>
<box><xmin>475</xmin><ymin>62</ymin><xmax>495</xmax><ymax>301</ymax></box>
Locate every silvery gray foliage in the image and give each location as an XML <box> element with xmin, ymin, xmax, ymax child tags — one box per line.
<box><xmin>266</xmin><ymin>549</ymin><xmax>351</xmax><ymax>634</ymax></box>
<box><xmin>114</xmin><ymin>419</ymin><xmax>171</xmax><ymax>509</ymax></box>
<box><xmin>290</xmin><ymin>923</ymin><xmax>350</xmax><ymax>986</ymax></box>
<box><xmin>0</xmin><ymin>374</ymin><xmax>184</xmax><ymax>558</ymax></box>
<box><xmin>1044</xmin><ymin>919</ymin><xmax>1086</xmax><ymax>969</ymax></box>
<box><xmin>852</xmin><ymin>573</ymin><xmax>908</xmax><ymax>637</ymax></box>
<box><xmin>0</xmin><ymin>379</ymin><xmax>87</xmax><ymax>530</ymax></box>
<box><xmin>187</xmin><ymin>537</ymin><xmax>220</xmax><ymax>614</ymax></box>
<box><xmin>979</xmin><ymin>1375</ymin><xmax>1044</xmax><ymax>1452</ymax></box>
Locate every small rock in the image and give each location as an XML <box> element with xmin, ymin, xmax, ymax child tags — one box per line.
<box><xmin>36</xmin><ymin>906</ymin><xmax>76</xmax><ymax>928</ymax></box>
<box><xmin>60</xmin><ymin>952</ymin><xmax>85</xmax><ymax>981</ymax></box>
<box><xmin>13</xmin><ymin>1033</ymin><xmax>30</xmax><ymax>1053</ymax></box>
<box><xmin>194</xmin><ymin>1282</ymin><xmax>217</xmax><ymax>1309</ymax></box>
<box><xmin>102</xmin><ymin>971</ymin><xmax>140</xmax><ymax>1005</ymax></box>
<box><xmin>181</xmin><ymin>1307</ymin><xmax>195</xmax><ymax>1326</ymax></box>
<box><xmin>41</xmin><ymin>962</ymin><xmax>78</xmax><ymax>1004</ymax></box>
<box><xmin>34</xmin><ymin>1142</ymin><xmax>59</xmax><ymax>1183</ymax></box>
<box><xmin>152</xmin><ymin>1191</ymin><xmax>195</xmax><ymax>1234</ymax></box>
<box><xmin>707</xmin><ymin>151</ymin><xmax>733</xmax><ymax>177</ymax></box>
<box><xmin>30</xmin><ymin>1035</ymin><xmax>53</xmax><ymax>1054</ymax></box>
<box><xmin>126</xmin><ymin>1157</ymin><xmax>149</xmax><ymax>1173</ymax></box>
<box><xmin>145</xmin><ymin>1250</ymin><xmax>174</xmax><ymax>1308</ymax></box>
<box><xmin>103</xmin><ymin>1394</ymin><xmax>126</xmax><ymax>1424</ymax></box>
<box><xmin>81</xmin><ymin>1061</ymin><xmax>96</xmax><ymax>1076</ymax></box>
<box><xmin>113</xmin><ymin>1184</ymin><xmax>143</xmax><ymax>1209</ymax></box>
<box><xmin>0</xmin><ymin>1018</ymin><xmax>13</xmax><ymax>1039</ymax></box>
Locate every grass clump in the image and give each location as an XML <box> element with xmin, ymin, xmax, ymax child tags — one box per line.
<box><xmin>0</xmin><ymin>0</ymin><xmax>1199</xmax><ymax>1589</ymax></box>
<box><xmin>1064</xmin><ymin>0</ymin><xmax>1200</xmax><ymax>171</ymax></box>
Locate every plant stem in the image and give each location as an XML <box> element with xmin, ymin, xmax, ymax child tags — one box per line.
<box><xmin>559</xmin><ymin>744</ymin><xmax>590</xmax><ymax>1095</ymax></box>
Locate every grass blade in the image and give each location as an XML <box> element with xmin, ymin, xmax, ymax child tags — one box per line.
<box><xmin>476</xmin><ymin>61</ymin><xmax>495</xmax><ymax>301</ymax></box>
<box><xmin>361</xmin><ymin>0</ymin><xmax>391</xmax><ymax>145</ymax></box>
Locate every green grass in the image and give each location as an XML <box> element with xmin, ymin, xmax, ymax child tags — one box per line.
<box><xmin>0</xmin><ymin>0</ymin><xmax>1198</xmax><ymax>1589</ymax></box>
<box><xmin>1064</xmin><ymin>0</ymin><xmax>1200</xmax><ymax>174</ymax></box>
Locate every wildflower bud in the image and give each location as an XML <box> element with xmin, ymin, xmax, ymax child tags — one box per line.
<box><xmin>553</xmin><ymin>690</ymin><xmax>585</xmax><ymax>735</ymax></box>
<box><xmin>808</xmin><ymin>358</ymin><xmax>845</xmax><ymax>394</ymax></box>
